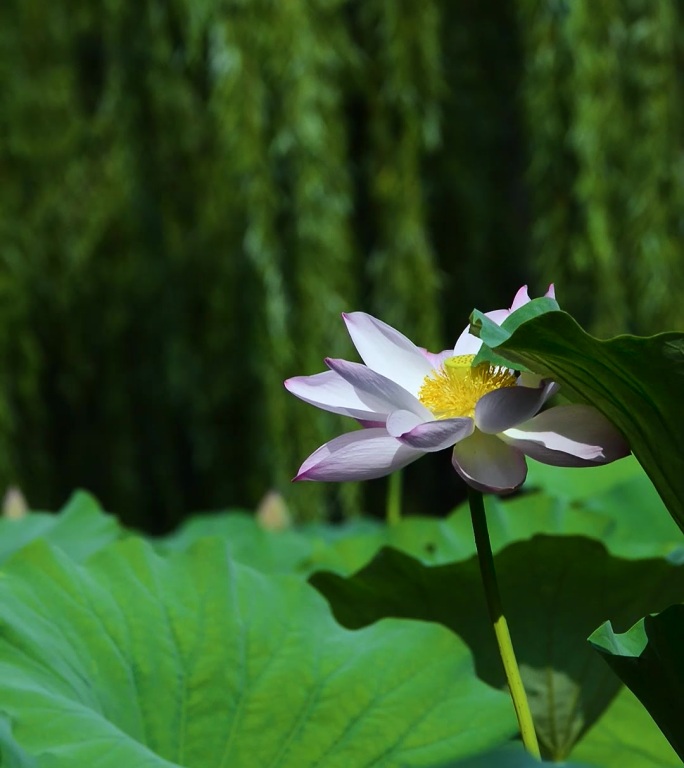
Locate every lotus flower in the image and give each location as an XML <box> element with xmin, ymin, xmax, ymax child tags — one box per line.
<box><xmin>285</xmin><ymin>287</ymin><xmax>629</xmax><ymax>493</ymax></box>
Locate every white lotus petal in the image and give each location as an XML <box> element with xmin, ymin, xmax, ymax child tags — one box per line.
<box><xmin>396</xmin><ymin>417</ymin><xmax>474</xmax><ymax>452</ymax></box>
<box><xmin>285</xmin><ymin>370</ymin><xmax>390</xmax><ymax>421</ymax></box>
<box><xmin>343</xmin><ymin>312</ymin><xmax>434</xmax><ymax>395</ymax></box>
<box><xmin>453</xmin><ymin>310</ymin><xmax>510</xmax><ymax>356</ymax></box>
<box><xmin>451</xmin><ymin>430</ymin><xmax>527</xmax><ymax>493</ymax></box>
<box><xmin>501</xmin><ymin>405</ymin><xmax>630</xmax><ymax>467</ymax></box>
<box><xmin>294</xmin><ymin>428</ymin><xmax>423</xmax><ymax>482</ymax></box>
<box><xmin>475</xmin><ymin>381</ymin><xmax>556</xmax><ymax>434</ymax></box>
<box><xmin>386</xmin><ymin>410</ymin><xmax>424</xmax><ymax>437</ymax></box>
<box><xmin>326</xmin><ymin>358</ymin><xmax>432</xmax><ymax>419</ymax></box>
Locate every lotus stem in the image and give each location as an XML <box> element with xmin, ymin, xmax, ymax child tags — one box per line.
<box><xmin>386</xmin><ymin>470</ymin><xmax>403</xmax><ymax>526</ymax></box>
<box><xmin>467</xmin><ymin>487</ymin><xmax>541</xmax><ymax>758</ymax></box>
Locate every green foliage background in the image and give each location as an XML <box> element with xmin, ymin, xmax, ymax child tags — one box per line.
<box><xmin>1</xmin><ymin>0</ymin><xmax>683</xmax><ymax>528</ymax></box>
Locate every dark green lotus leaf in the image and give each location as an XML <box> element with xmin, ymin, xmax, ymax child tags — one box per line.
<box><xmin>470</xmin><ymin>297</ymin><xmax>560</xmax><ymax>371</ymax></box>
<box><xmin>311</xmin><ymin>537</ymin><xmax>684</xmax><ymax>761</ymax></box>
<box><xmin>0</xmin><ymin>538</ymin><xmax>516</xmax><ymax>767</ymax></box>
<box><xmin>590</xmin><ymin>604</ymin><xmax>684</xmax><ymax>762</ymax></box>
<box><xmin>471</xmin><ymin>308</ymin><xmax>684</xmax><ymax>534</ymax></box>
<box><xmin>0</xmin><ymin>490</ymin><xmax>124</xmax><ymax>565</ymax></box>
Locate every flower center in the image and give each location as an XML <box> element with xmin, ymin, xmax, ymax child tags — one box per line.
<box><xmin>417</xmin><ymin>355</ymin><xmax>517</xmax><ymax>419</ymax></box>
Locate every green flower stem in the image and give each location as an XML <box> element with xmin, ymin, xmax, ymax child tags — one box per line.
<box><xmin>467</xmin><ymin>487</ymin><xmax>541</xmax><ymax>758</ymax></box>
<box><xmin>386</xmin><ymin>470</ymin><xmax>403</xmax><ymax>526</ymax></box>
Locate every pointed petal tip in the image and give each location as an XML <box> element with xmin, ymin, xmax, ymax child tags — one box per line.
<box><xmin>342</xmin><ymin>310</ymin><xmax>366</xmax><ymax>324</ymax></box>
<box><xmin>291</xmin><ymin>428</ymin><xmax>423</xmax><ymax>483</ymax></box>
<box><xmin>510</xmin><ymin>285</ymin><xmax>531</xmax><ymax>312</ymax></box>
<box><xmin>341</xmin><ymin>311</ymin><xmax>434</xmax><ymax>394</ymax></box>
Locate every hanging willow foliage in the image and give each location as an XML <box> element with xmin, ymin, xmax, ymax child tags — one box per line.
<box><xmin>518</xmin><ymin>0</ymin><xmax>684</xmax><ymax>334</ymax></box>
<box><xmin>1</xmin><ymin>0</ymin><xmax>682</xmax><ymax>528</ymax></box>
<box><xmin>0</xmin><ymin>0</ymin><xmax>446</xmax><ymax>528</ymax></box>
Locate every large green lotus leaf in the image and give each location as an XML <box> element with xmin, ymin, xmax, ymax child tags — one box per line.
<box><xmin>0</xmin><ymin>490</ymin><xmax>124</xmax><ymax>565</ymax></box>
<box><xmin>309</xmin><ymin>458</ymin><xmax>682</xmax><ymax>570</ymax></box>
<box><xmin>448</xmin><ymin>485</ymin><xmax>676</xmax><ymax>563</ymax></box>
<box><xmin>157</xmin><ymin>510</ymin><xmax>318</xmax><ymax>573</ymax></box>
<box><xmin>312</xmin><ymin>462</ymin><xmax>662</xmax><ymax>572</ymax></box>
<box><xmin>473</xmin><ymin>493</ymin><xmax>609</xmax><ymax>554</ymax></box>
<box><xmin>0</xmin><ymin>538</ymin><xmax>516</xmax><ymax>767</ymax></box>
<box><xmin>158</xmin><ymin>509</ymin><xmax>471</xmax><ymax>575</ymax></box>
<box><xmin>581</xmin><ymin>475</ymin><xmax>682</xmax><ymax>559</ymax></box>
<box><xmin>590</xmin><ymin>604</ymin><xmax>684</xmax><ymax>761</ymax></box>
<box><xmin>0</xmin><ymin>715</ymin><xmax>51</xmax><ymax>767</ymax></box>
<box><xmin>157</xmin><ymin>505</ymin><xmax>490</xmax><ymax>576</ymax></box>
<box><xmin>523</xmin><ymin>457</ymin><xmax>682</xmax><ymax>559</ymax></box>
<box><xmin>525</xmin><ymin>454</ymin><xmax>643</xmax><ymax>501</ymax></box>
<box><xmin>307</xmin><ymin>488</ymin><xmax>632</xmax><ymax>575</ymax></box>
<box><xmin>471</xmin><ymin>307</ymin><xmax>684</xmax><ymax>534</ymax></box>
<box><xmin>158</xmin><ymin>473</ymin><xmax>674</xmax><ymax>579</ymax></box>
<box><xmin>308</xmin><ymin>514</ymin><xmax>475</xmax><ymax>573</ymax></box>
<box><xmin>158</xmin><ymin>451</ymin><xmax>679</xmax><ymax>579</ymax></box>
<box><xmin>158</xmin><ymin>511</ymin><xmax>396</xmax><ymax>576</ymax></box>
<box><xmin>310</xmin><ymin>537</ymin><xmax>684</xmax><ymax>761</ymax></box>
<box><xmin>569</xmin><ymin>686</ymin><xmax>678</xmax><ymax>767</ymax></box>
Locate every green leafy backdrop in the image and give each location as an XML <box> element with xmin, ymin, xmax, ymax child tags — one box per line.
<box><xmin>1</xmin><ymin>0</ymin><xmax>683</xmax><ymax>527</ymax></box>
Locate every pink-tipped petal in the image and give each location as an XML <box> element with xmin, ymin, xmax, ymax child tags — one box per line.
<box><xmin>451</xmin><ymin>430</ymin><xmax>528</xmax><ymax>494</ymax></box>
<box><xmin>395</xmin><ymin>416</ymin><xmax>474</xmax><ymax>452</ymax></box>
<box><xmin>545</xmin><ymin>284</ymin><xmax>556</xmax><ymax>300</ymax></box>
<box><xmin>342</xmin><ymin>312</ymin><xmax>434</xmax><ymax>395</ymax></box>
<box><xmin>325</xmin><ymin>358</ymin><xmax>432</xmax><ymax>419</ymax></box>
<box><xmin>500</xmin><ymin>405</ymin><xmax>630</xmax><ymax>467</ymax></box>
<box><xmin>294</xmin><ymin>428</ymin><xmax>423</xmax><ymax>482</ymax></box>
<box><xmin>452</xmin><ymin>286</ymin><xmax>557</xmax><ymax>357</ymax></box>
<box><xmin>285</xmin><ymin>370</ymin><xmax>390</xmax><ymax>421</ymax></box>
<box><xmin>510</xmin><ymin>285</ymin><xmax>531</xmax><ymax>311</ymax></box>
<box><xmin>475</xmin><ymin>380</ymin><xmax>557</xmax><ymax>434</ymax></box>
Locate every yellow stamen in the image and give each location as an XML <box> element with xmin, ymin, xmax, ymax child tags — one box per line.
<box><xmin>418</xmin><ymin>354</ymin><xmax>516</xmax><ymax>419</ymax></box>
